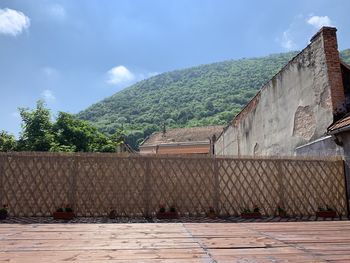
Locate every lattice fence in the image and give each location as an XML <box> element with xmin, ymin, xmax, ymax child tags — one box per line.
<box><xmin>0</xmin><ymin>153</ymin><xmax>348</xmax><ymax>217</ymax></box>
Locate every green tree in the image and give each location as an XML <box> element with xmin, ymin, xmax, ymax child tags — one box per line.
<box><xmin>17</xmin><ymin>100</ymin><xmax>55</xmax><ymax>151</ymax></box>
<box><xmin>1</xmin><ymin>101</ymin><xmax>124</xmax><ymax>153</ymax></box>
<box><xmin>0</xmin><ymin>131</ymin><xmax>16</xmax><ymax>152</ymax></box>
<box><xmin>53</xmin><ymin>112</ymin><xmax>124</xmax><ymax>152</ymax></box>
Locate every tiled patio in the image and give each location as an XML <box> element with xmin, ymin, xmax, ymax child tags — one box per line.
<box><xmin>1</xmin><ymin>221</ymin><xmax>350</xmax><ymax>262</ymax></box>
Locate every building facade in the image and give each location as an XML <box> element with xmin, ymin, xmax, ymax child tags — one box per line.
<box><xmin>215</xmin><ymin>27</ymin><xmax>350</xmax><ymax>157</ymax></box>
<box><xmin>139</xmin><ymin>126</ymin><xmax>223</xmax><ymax>155</ymax></box>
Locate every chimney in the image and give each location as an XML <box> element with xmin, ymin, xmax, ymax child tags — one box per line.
<box><xmin>311</xmin><ymin>27</ymin><xmax>345</xmax><ymax>116</ymax></box>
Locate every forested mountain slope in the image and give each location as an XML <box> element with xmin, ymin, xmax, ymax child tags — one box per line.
<box><xmin>78</xmin><ymin>49</ymin><xmax>350</xmax><ymax>149</ymax></box>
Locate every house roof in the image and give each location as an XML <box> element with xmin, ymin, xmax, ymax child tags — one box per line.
<box><xmin>140</xmin><ymin>126</ymin><xmax>224</xmax><ymax>147</ymax></box>
<box><xmin>328</xmin><ymin>114</ymin><xmax>350</xmax><ymax>134</ymax></box>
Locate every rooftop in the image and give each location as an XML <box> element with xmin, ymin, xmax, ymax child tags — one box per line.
<box><xmin>328</xmin><ymin>114</ymin><xmax>350</xmax><ymax>134</ymax></box>
<box><xmin>140</xmin><ymin>125</ymin><xmax>224</xmax><ymax>147</ymax></box>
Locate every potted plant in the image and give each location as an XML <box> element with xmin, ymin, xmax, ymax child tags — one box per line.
<box><xmin>108</xmin><ymin>209</ymin><xmax>117</xmax><ymax>219</ymax></box>
<box><xmin>277</xmin><ymin>206</ymin><xmax>288</xmax><ymax>218</ymax></box>
<box><xmin>206</xmin><ymin>206</ymin><xmax>217</xmax><ymax>219</ymax></box>
<box><xmin>0</xmin><ymin>205</ymin><xmax>8</xmax><ymax>220</ymax></box>
<box><xmin>156</xmin><ymin>204</ymin><xmax>179</xmax><ymax>219</ymax></box>
<box><xmin>316</xmin><ymin>206</ymin><xmax>337</xmax><ymax>218</ymax></box>
<box><xmin>240</xmin><ymin>206</ymin><xmax>262</xmax><ymax>219</ymax></box>
<box><xmin>53</xmin><ymin>205</ymin><xmax>75</xmax><ymax>220</ymax></box>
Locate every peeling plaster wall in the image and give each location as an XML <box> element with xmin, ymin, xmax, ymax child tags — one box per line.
<box><xmin>215</xmin><ymin>28</ymin><xmax>339</xmax><ymax>156</ymax></box>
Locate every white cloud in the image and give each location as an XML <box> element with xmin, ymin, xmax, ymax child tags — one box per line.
<box><xmin>280</xmin><ymin>30</ymin><xmax>297</xmax><ymax>50</ymax></box>
<box><xmin>41</xmin><ymin>89</ymin><xmax>56</xmax><ymax>102</ymax></box>
<box><xmin>106</xmin><ymin>66</ymin><xmax>159</xmax><ymax>88</ymax></box>
<box><xmin>277</xmin><ymin>14</ymin><xmax>333</xmax><ymax>50</ymax></box>
<box><xmin>42</xmin><ymin>67</ymin><xmax>59</xmax><ymax>77</ymax></box>
<box><xmin>0</xmin><ymin>8</ymin><xmax>30</xmax><ymax>36</ymax></box>
<box><xmin>307</xmin><ymin>15</ymin><xmax>333</xmax><ymax>29</ymax></box>
<box><xmin>48</xmin><ymin>4</ymin><xmax>66</xmax><ymax>20</ymax></box>
<box><xmin>106</xmin><ymin>65</ymin><xmax>135</xmax><ymax>85</ymax></box>
<box><xmin>276</xmin><ymin>15</ymin><xmax>303</xmax><ymax>51</ymax></box>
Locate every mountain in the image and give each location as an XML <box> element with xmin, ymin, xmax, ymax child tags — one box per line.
<box><xmin>78</xmin><ymin>49</ymin><xmax>350</xmax><ymax>149</ymax></box>
<box><xmin>341</xmin><ymin>49</ymin><xmax>350</xmax><ymax>63</ymax></box>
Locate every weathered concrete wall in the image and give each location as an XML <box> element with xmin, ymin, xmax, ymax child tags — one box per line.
<box><xmin>215</xmin><ymin>27</ymin><xmax>344</xmax><ymax>156</ymax></box>
<box><xmin>294</xmin><ymin>135</ymin><xmax>344</xmax><ymax>157</ymax></box>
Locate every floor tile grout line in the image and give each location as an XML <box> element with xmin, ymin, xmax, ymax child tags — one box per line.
<box><xmin>238</xmin><ymin>223</ymin><xmax>329</xmax><ymax>262</ymax></box>
<box><xmin>182</xmin><ymin>223</ymin><xmax>218</xmax><ymax>263</ymax></box>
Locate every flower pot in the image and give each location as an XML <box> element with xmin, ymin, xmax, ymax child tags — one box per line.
<box><xmin>278</xmin><ymin>211</ymin><xmax>288</xmax><ymax>218</ymax></box>
<box><xmin>108</xmin><ymin>210</ymin><xmax>117</xmax><ymax>219</ymax></box>
<box><xmin>156</xmin><ymin>211</ymin><xmax>179</xmax><ymax>219</ymax></box>
<box><xmin>0</xmin><ymin>213</ymin><xmax>7</xmax><ymax>220</ymax></box>
<box><xmin>207</xmin><ymin>212</ymin><xmax>217</xmax><ymax>219</ymax></box>
<box><xmin>240</xmin><ymin>212</ymin><xmax>262</xmax><ymax>219</ymax></box>
<box><xmin>52</xmin><ymin>211</ymin><xmax>75</xmax><ymax>220</ymax></box>
<box><xmin>316</xmin><ymin>210</ymin><xmax>337</xmax><ymax>218</ymax></box>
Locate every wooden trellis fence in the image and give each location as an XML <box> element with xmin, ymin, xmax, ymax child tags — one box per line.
<box><xmin>0</xmin><ymin>152</ymin><xmax>348</xmax><ymax>217</ymax></box>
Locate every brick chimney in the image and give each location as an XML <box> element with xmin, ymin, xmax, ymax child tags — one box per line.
<box><xmin>311</xmin><ymin>27</ymin><xmax>345</xmax><ymax>116</ymax></box>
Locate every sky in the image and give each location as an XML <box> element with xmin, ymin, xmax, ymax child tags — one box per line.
<box><xmin>1</xmin><ymin>0</ymin><xmax>350</xmax><ymax>136</ymax></box>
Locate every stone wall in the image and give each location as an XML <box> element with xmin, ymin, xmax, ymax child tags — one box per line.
<box><xmin>215</xmin><ymin>27</ymin><xmax>345</xmax><ymax>156</ymax></box>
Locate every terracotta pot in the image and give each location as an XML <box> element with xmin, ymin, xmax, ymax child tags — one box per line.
<box><xmin>108</xmin><ymin>210</ymin><xmax>117</xmax><ymax>219</ymax></box>
<box><xmin>316</xmin><ymin>210</ymin><xmax>337</xmax><ymax>218</ymax></box>
<box><xmin>156</xmin><ymin>211</ymin><xmax>179</xmax><ymax>219</ymax></box>
<box><xmin>52</xmin><ymin>212</ymin><xmax>75</xmax><ymax>220</ymax></box>
<box><xmin>240</xmin><ymin>212</ymin><xmax>262</xmax><ymax>219</ymax></box>
<box><xmin>207</xmin><ymin>212</ymin><xmax>217</xmax><ymax>219</ymax></box>
<box><xmin>278</xmin><ymin>211</ymin><xmax>288</xmax><ymax>218</ymax></box>
<box><xmin>0</xmin><ymin>213</ymin><xmax>7</xmax><ymax>220</ymax></box>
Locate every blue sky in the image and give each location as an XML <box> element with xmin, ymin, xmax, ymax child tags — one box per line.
<box><xmin>1</xmin><ymin>0</ymin><xmax>350</xmax><ymax>136</ymax></box>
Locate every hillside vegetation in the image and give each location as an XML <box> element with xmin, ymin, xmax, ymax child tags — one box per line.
<box><xmin>78</xmin><ymin>49</ymin><xmax>350</xmax><ymax>149</ymax></box>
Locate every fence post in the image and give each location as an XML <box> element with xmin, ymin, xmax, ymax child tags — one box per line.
<box><xmin>213</xmin><ymin>157</ymin><xmax>220</xmax><ymax>215</ymax></box>
<box><xmin>0</xmin><ymin>155</ymin><xmax>5</xmax><ymax>207</ymax></box>
<box><xmin>144</xmin><ymin>157</ymin><xmax>150</xmax><ymax>218</ymax></box>
<box><xmin>69</xmin><ymin>156</ymin><xmax>77</xmax><ymax>212</ymax></box>
<box><xmin>343</xmin><ymin>159</ymin><xmax>350</xmax><ymax>218</ymax></box>
<box><xmin>277</xmin><ymin>160</ymin><xmax>285</xmax><ymax>213</ymax></box>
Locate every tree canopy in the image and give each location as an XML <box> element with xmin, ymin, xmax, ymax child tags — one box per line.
<box><xmin>0</xmin><ymin>101</ymin><xmax>123</xmax><ymax>152</ymax></box>
<box><xmin>0</xmin><ymin>131</ymin><xmax>16</xmax><ymax>152</ymax></box>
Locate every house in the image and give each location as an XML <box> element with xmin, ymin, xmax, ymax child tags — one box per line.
<box><xmin>214</xmin><ymin>27</ymin><xmax>350</xmax><ymax>157</ymax></box>
<box><xmin>326</xmin><ymin>114</ymin><xmax>350</xmax><ymax>200</ymax></box>
<box><xmin>139</xmin><ymin>126</ymin><xmax>223</xmax><ymax>155</ymax></box>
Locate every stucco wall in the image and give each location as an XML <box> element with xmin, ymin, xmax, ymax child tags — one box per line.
<box><xmin>294</xmin><ymin>136</ymin><xmax>344</xmax><ymax>156</ymax></box>
<box><xmin>215</xmin><ymin>27</ymin><xmax>343</xmax><ymax>156</ymax></box>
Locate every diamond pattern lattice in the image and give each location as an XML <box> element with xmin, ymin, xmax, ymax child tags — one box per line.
<box><xmin>147</xmin><ymin>156</ymin><xmax>215</xmax><ymax>216</ymax></box>
<box><xmin>0</xmin><ymin>153</ymin><xmax>72</xmax><ymax>216</ymax></box>
<box><xmin>217</xmin><ymin>158</ymin><xmax>280</xmax><ymax>216</ymax></box>
<box><xmin>281</xmin><ymin>159</ymin><xmax>347</xmax><ymax>216</ymax></box>
<box><xmin>0</xmin><ymin>153</ymin><xmax>347</xmax><ymax>217</ymax></box>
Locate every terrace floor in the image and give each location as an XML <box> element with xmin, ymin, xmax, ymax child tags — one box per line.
<box><xmin>1</xmin><ymin>221</ymin><xmax>350</xmax><ymax>262</ymax></box>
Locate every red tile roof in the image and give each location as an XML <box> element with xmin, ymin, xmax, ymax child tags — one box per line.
<box><xmin>328</xmin><ymin>114</ymin><xmax>350</xmax><ymax>133</ymax></box>
<box><xmin>140</xmin><ymin>126</ymin><xmax>224</xmax><ymax>147</ymax></box>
